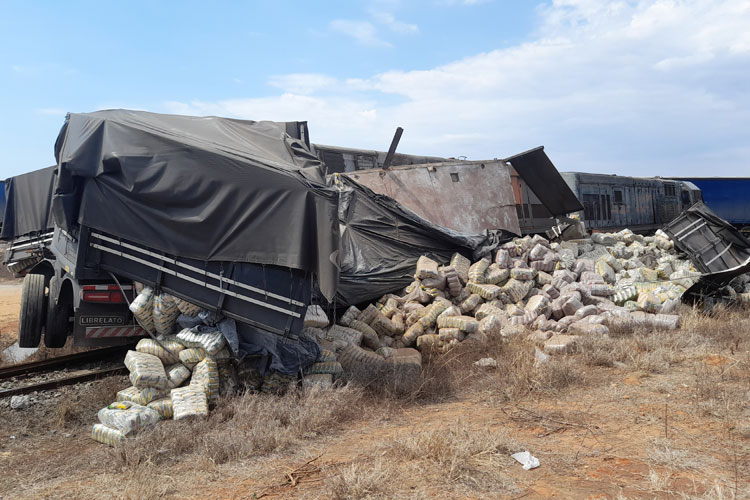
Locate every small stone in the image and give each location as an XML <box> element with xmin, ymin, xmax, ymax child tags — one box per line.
<box><xmin>10</xmin><ymin>395</ymin><xmax>30</xmax><ymax>410</ymax></box>
<box><xmin>474</xmin><ymin>357</ymin><xmax>498</xmax><ymax>368</ymax></box>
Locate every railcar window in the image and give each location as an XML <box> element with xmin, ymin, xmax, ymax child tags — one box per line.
<box><xmin>664</xmin><ymin>184</ymin><xmax>676</xmax><ymax>197</ymax></box>
<box><xmin>613</xmin><ymin>190</ymin><xmax>623</xmax><ymax>204</ymax></box>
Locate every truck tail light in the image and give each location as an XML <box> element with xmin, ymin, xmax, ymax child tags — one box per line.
<box><xmin>81</xmin><ymin>285</ymin><xmax>127</xmax><ymax>303</ymax></box>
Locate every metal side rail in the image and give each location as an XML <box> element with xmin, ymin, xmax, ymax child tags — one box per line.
<box><xmin>86</xmin><ymin>230</ymin><xmax>310</xmax><ymax>338</ymax></box>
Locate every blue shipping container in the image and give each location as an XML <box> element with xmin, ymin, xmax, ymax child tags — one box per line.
<box><xmin>0</xmin><ymin>180</ymin><xmax>5</xmax><ymax>223</ymax></box>
<box><xmin>676</xmin><ymin>178</ymin><xmax>750</xmax><ymax>227</ymax></box>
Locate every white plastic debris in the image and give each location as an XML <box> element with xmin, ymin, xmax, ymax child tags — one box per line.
<box><xmin>534</xmin><ymin>347</ymin><xmax>549</xmax><ymax>366</ymax></box>
<box><xmin>10</xmin><ymin>395</ymin><xmax>30</xmax><ymax>410</ymax></box>
<box><xmin>473</xmin><ymin>357</ymin><xmax>498</xmax><ymax>368</ymax></box>
<box><xmin>511</xmin><ymin>450</ymin><xmax>540</xmax><ymax>470</ymax></box>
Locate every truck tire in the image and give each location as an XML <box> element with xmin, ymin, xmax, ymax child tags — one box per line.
<box><xmin>44</xmin><ymin>278</ymin><xmax>71</xmax><ymax>348</ymax></box>
<box><xmin>18</xmin><ymin>274</ymin><xmax>46</xmax><ymax>348</ymax></box>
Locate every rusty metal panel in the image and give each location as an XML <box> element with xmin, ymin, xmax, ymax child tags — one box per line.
<box><xmin>343</xmin><ymin>160</ymin><xmax>521</xmax><ymax>235</ymax></box>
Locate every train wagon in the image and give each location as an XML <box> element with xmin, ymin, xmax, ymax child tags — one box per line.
<box><xmin>560</xmin><ymin>172</ymin><xmax>702</xmax><ymax>232</ymax></box>
<box><xmin>673</xmin><ymin>177</ymin><xmax>750</xmax><ymax>235</ymax></box>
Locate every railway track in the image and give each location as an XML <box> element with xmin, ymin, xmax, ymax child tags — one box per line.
<box><xmin>0</xmin><ymin>344</ymin><xmax>132</xmax><ymax>398</ymax></box>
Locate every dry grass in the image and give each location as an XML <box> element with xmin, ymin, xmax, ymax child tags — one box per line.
<box><xmin>647</xmin><ymin>437</ymin><xmax>718</xmax><ymax>471</ymax></box>
<box><xmin>2</xmin><ymin>303</ymin><xmax>749</xmax><ymax>499</ymax></box>
<box><xmin>98</xmin><ymin>464</ymin><xmax>176</xmax><ymax>500</ymax></box>
<box><xmin>616</xmin><ymin>481</ymin><xmax>743</xmax><ymax>500</ymax></box>
<box><xmin>389</xmin><ymin>425</ymin><xmax>519</xmax><ymax>494</ymax></box>
<box><xmin>680</xmin><ymin>304</ymin><xmax>748</xmax><ymax>353</ymax></box>
<box><xmin>111</xmin><ymin>384</ymin><xmax>369</xmax><ymax>469</ymax></box>
<box><xmin>325</xmin><ymin>459</ymin><xmax>396</xmax><ymax>500</ymax></box>
<box><xmin>53</xmin><ymin>376</ymin><xmax>127</xmax><ymax>428</ymax></box>
<box><xmin>415</xmin><ymin>333</ymin><xmax>584</xmax><ymax>402</ymax></box>
<box><xmin>323</xmin><ymin>425</ymin><xmax>520</xmax><ymax>499</ymax></box>
<box><xmin>388</xmin><ymin>425</ymin><xmax>518</xmax><ymax>482</ymax></box>
<box><xmin>678</xmin><ymin>483</ymin><xmax>745</xmax><ymax>500</ymax></box>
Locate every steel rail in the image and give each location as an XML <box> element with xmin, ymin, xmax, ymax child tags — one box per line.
<box><xmin>0</xmin><ymin>367</ymin><xmax>127</xmax><ymax>398</ymax></box>
<box><xmin>0</xmin><ymin>344</ymin><xmax>131</xmax><ymax>381</ymax></box>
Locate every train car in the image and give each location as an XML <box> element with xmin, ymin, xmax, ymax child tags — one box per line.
<box><xmin>673</xmin><ymin>177</ymin><xmax>750</xmax><ymax>234</ymax></box>
<box><xmin>0</xmin><ymin>180</ymin><xmax>5</xmax><ymax>231</ymax></box>
<box><xmin>560</xmin><ymin>172</ymin><xmax>702</xmax><ymax>232</ymax></box>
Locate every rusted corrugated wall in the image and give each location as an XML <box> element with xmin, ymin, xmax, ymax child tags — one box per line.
<box><xmin>343</xmin><ymin>160</ymin><xmax>521</xmax><ymax>235</ymax></box>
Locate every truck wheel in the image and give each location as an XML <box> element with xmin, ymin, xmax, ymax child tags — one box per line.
<box><xmin>19</xmin><ymin>274</ymin><xmax>46</xmax><ymax>348</ymax></box>
<box><xmin>44</xmin><ymin>278</ymin><xmax>71</xmax><ymax>348</ymax></box>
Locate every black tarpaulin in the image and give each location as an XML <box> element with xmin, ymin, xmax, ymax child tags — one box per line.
<box><xmin>505</xmin><ymin>146</ymin><xmax>583</xmax><ymax>215</ymax></box>
<box><xmin>53</xmin><ymin>110</ymin><xmax>340</xmax><ymax>300</ymax></box>
<box><xmin>333</xmin><ymin>175</ymin><xmax>511</xmax><ymax>306</ymax></box>
<box><xmin>1</xmin><ymin>166</ymin><xmax>56</xmax><ymax>240</ymax></box>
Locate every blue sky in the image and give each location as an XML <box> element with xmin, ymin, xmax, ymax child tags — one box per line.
<box><xmin>1</xmin><ymin>0</ymin><xmax>749</xmax><ymax>179</ymax></box>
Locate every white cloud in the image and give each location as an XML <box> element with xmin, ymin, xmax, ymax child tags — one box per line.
<box><xmin>329</xmin><ymin>19</ymin><xmax>392</xmax><ymax>47</ymax></box>
<box><xmin>36</xmin><ymin>108</ymin><xmax>67</xmax><ymax>116</ymax></box>
<box><xmin>267</xmin><ymin>73</ymin><xmax>338</xmax><ymax>95</ymax></box>
<box><xmin>164</xmin><ymin>0</ymin><xmax>750</xmax><ymax>176</ymax></box>
<box><xmin>369</xmin><ymin>10</ymin><xmax>419</xmax><ymax>34</ymax></box>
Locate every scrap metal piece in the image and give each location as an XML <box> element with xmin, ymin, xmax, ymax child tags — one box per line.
<box><xmin>382</xmin><ymin>127</ymin><xmax>404</xmax><ymax>170</ymax></box>
<box><xmin>663</xmin><ymin>202</ymin><xmax>750</xmax><ymax>305</ymax></box>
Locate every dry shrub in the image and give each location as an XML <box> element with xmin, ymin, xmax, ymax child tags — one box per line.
<box><xmin>581</xmin><ymin>326</ymin><xmax>709</xmax><ymax>374</ymax></box>
<box><xmin>413</xmin><ymin>333</ymin><xmax>542</xmax><ymax>402</ymax></box>
<box><xmin>533</xmin><ymin>356</ymin><xmax>583</xmax><ymax>393</ymax></box>
<box><xmin>616</xmin><ymin>482</ymin><xmax>740</xmax><ymax>500</ymax></box>
<box><xmin>387</xmin><ymin>425</ymin><xmax>518</xmax><ymax>491</ymax></box>
<box><xmin>691</xmin><ymin>360</ymin><xmax>750</xmax><ymax>421</ymax></box>
<box><xmin>678</xmin><ymin>483</ymin><xmax>742</xmax><ymax>500</ymax></box>
<box><xmin>579</xmin><ymin>334</ymin><xmax>629</xmax><ymax>367</ymax></box>
<box><xmin>325</xmin><ymin>459</ymin><xmax>395</xmax><ymax>500</ymax></box>
<box><xmin>413</xmin><ymin>331</ymin><xmax>590</xmax><ymax>401</ymax></box>
<box><xmin>111</xmin><ymin>385</ymin><xmax>367</xmax><ymax>469</ymax></box>
<box><xmin>680</xmin><ymin>304</ymin><xmax>750</xmax><ymax>353</ymax></box>
<box><xmin>53</xmin><ymin>375</ymin><xmax>127</xmax><ymax>428</ymax></box>
<box><xmin>647</xmin><ymin>437</ymin><xmax>717</xmax><ymax>470</ymax></box>
<box><xmin>102</xmin><ymin>464</ymin><xmax>175</xmax><ymax>500</ymax></box>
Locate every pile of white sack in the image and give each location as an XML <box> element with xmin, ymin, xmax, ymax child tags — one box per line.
<box><xmin>309</xmin><ymin>228</ymin><xmax>749</xmax><ymax>360</ymax></box>
<box><xmin>91</xmin><ymin>286</ymin><xmax>228</xmax><ymax>445</ymax></box>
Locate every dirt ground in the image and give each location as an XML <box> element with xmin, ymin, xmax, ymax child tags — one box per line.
<box><xmin>0</xmin><ymin>296</ymin><xmax>747</xmax><ymax>499</ymax></box>
<box><xmin>0</xmin><ymin>283</ymin><xmax>22</xmax><ymax>351</ymax></box>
